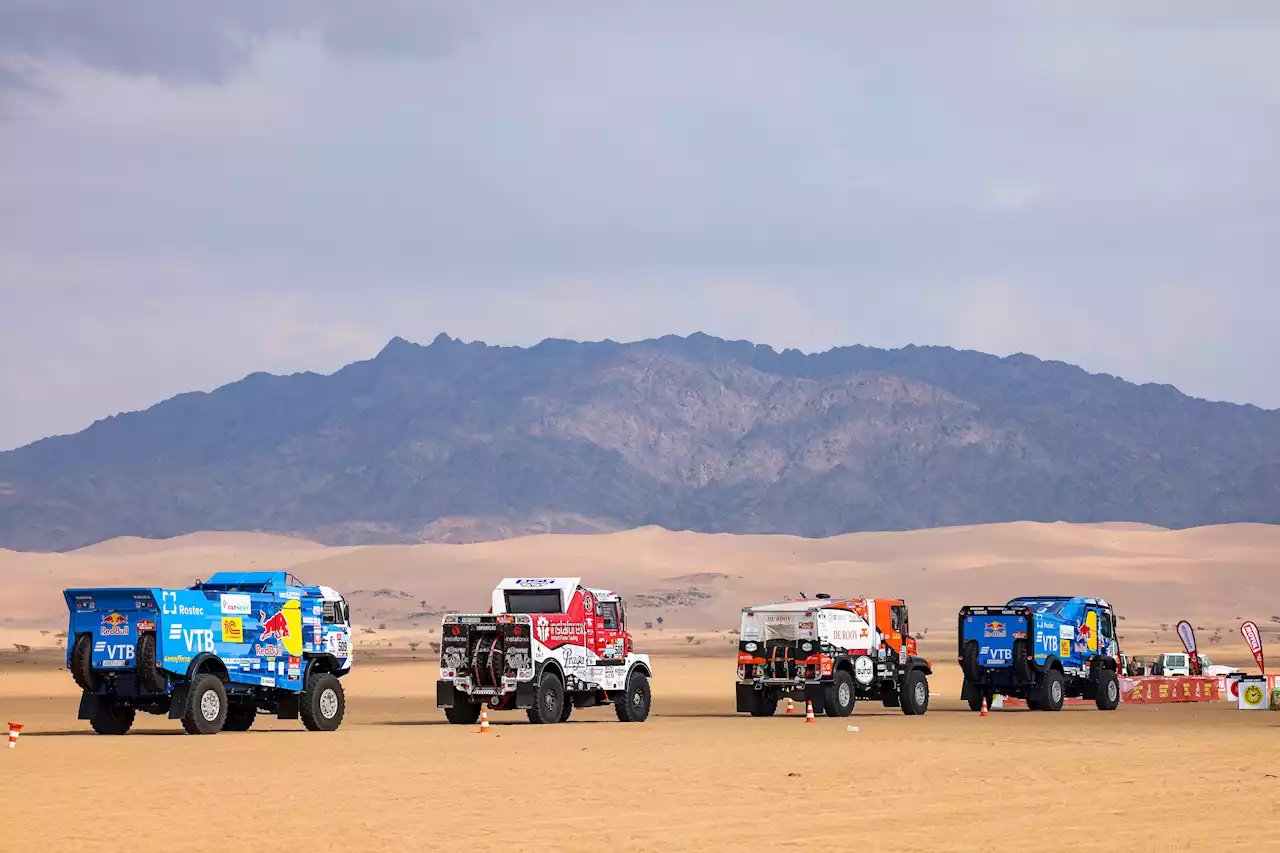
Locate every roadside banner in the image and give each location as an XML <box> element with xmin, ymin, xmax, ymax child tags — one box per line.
<box><xmin>1238</xmin><ymin>675</ymin><xmax>1268</xmax><ymax>710</ymax></box>
<box><xmin>1120</xmin><ymin>676</ymin><xmax>1219</xmax><ymax>704</ymax></box>
<box><xmin>1241</xmin><ymin>621</ymin><xmax>1265</xmax><ymax>674</ymax></box>
<box><xmin>1176</xmin><ymin>620</ymin><xmax>1199</xmax><ymax>674</ymax></box>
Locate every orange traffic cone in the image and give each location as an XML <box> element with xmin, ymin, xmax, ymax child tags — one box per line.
<box><xmin>479</xmin><ymin>705</ymin><xmax>490</xmax><ymax>733</ymax></box>
<box><xmin>7</xmin><ymin>722</ymin><xmax>21</xmax><ymax>747</ymax></box>
<box><xmin>979</xmin><ymin>697</ymin><xmax>989</xmax><ymax>717</ymax></box>
<box><xmin>805</xmin><ymin>700</ymin><xmax>815</xmax><ymax>723</ymax></box>
<box><xmin>786</xmin><ymin>698</ymin><xmax>795</xmax><ymax>714</ymax></box>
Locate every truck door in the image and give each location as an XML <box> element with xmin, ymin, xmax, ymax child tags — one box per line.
<box><xmin>597</xmin><ymin>599</ymin><xmax>624</xmax><ymax>663</ymax></box>
<box><xmin>581</xmin><ymin>590</ymin><xmax>599</xmax><ymax>662</ymax></box>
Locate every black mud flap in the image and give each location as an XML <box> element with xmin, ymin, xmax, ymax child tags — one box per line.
<box><xmin>168</xmin><ymin>683</ymin><xmax>189</xmax><ymax>719</ymax></box>
<box><xmin>804</xmin><ymin>683</ymin><xmax>825</xmax><ymax>707</ymax></box>
<box><xmin>276</xmin><ymin>694</ymin><xmax>300</xmax><ymax>720</ymax></box>
<box><xmin>77</xmin><ymin>691</ymin><xmax>96</xmax><ymax>720</ymax></box>
<box><xmin>436</xmin><ymin>680</ymin><xmax>455</xmax><ymax>708</ymax></box>
<box><xmin>515</xmin><ymin>679</ymin><xmax>536</xmax><ymax>709</ymax></box>
<box><xmin>736</xmin><ymin>683</ymin><xmax>757</xmax><ymax>712</ymax></box>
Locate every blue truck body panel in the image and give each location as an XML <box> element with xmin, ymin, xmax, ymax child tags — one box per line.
<box><xmin>64</xmin><ymin>571</ymin><xmax>352</xmax><ymax>693</ymax></box>
<box><xmin>957</xmin><ymin>595</ymin><xmax>1122</xmax><ymax>708</ymax></box>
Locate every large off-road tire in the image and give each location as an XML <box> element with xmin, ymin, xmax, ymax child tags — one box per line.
<box><xmin>964</xmin><ymin>679</ymin><xmax>987</xmax><ymax>712</ymax></box>
<box><xmin>1095</xmin><ymin>668</ymin><xmax>1121</xmax><ymax>711</ymax></box>
<box><xmin>223</xmin><ymin>703</ymin><xmax>258</xmax><ymax>732</ymax></box>
<box><xmin>615</xmin><ymin>670</ymin><xmax>651</xmax><ymax>722</ymax></box>
<box><xmin>444</xmin><ymin>692</ymin><xmax>482</xmax><ymax>724</ymax></box>
<box><xmin>301</xmin><ymin>672</ymin><xmax>345</xmax><ymax>731</ymax></box>
<box><xmin>1012</xmin><ymin>639</ymin><xmax>1033</xmax><ymax>683</ymax></box>
<box><xmin>526</xmin><ymin>671</ymin><xmax>564</xmax><ymax>724</ymax></box>
<box><xmin>88</xmin><ymin>694</ymin><xmax>135</xmax><ymax>735</ymax></box>
<box><xmin>181</xmin><ymin>673</ymin><xmax>228</xmax><ymax>734</ymax></box>
<box><xmin>822</xmin><ymin>670</ymin><xmax>856</xmax><ymax>717</ymax></box>
<box><xmin>70</xmin><ymin>633</ymin><xmax>98</xmax><ymax>692</ymax></box>
<box><xmin>747</xmin><ymin>689</ymin><xmax>778</xmax><ymax>717</ymax></box>
<box><xmin>901</xmin><ymin>669</ymin><xmax>930</xmax><ymax>715</ymax></box>
<box><xmin>1038</xmin><ymin>669</ymin><xmax>1065</xmax><ymax>712</ymax></box>
<box><xmin>559</xmin><ymin>695</ymin><xmax>574</xmax><ymax>722</ymax></box>
<box><xmin>135</xmin><ymin>632</ymin><xmax>167</xmax><ymax>693</ymax></box>
<box><xmin>960</xmin><ymin>639</ymin><xmax>981</xmax><ymax>684</ymax></box>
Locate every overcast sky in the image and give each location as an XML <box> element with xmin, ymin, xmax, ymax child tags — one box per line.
<box><xmin>2</xmin><ymin>1</ymin><xmax>1279</xmax><ymax>450</ymax></box>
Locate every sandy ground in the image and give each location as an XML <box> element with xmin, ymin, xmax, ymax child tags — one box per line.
<box><xmin>2</xmin><ymin>648</ymin><xmax>1279</xmax><ymax>852</ymax></box>
<box><xmin>4</xmin><ymin>521</ymin><xmax>1280</xmax><ymax>850</ymax></box>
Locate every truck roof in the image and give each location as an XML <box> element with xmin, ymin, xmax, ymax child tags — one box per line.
<box><xmin>194</xmin><ymin>571</ymin><xmax>309</xmax><ymax>592</ymax></box>
<box><xmin>495</xmin><ymin>577</ymin><xmax>582</xmax><ymax>592</ymax></box>
<box><xmin>743</xmin><ymin>596</ymin><xmax>867</xmax><ymax>613</ymax></box>
<box><xmin>1006</xmin><ymin>595</ymin><xmax>1112</xmax><ymax>611</ymax></box>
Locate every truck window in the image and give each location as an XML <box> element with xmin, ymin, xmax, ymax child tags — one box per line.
<box><xmin>1099</xmin><ymin>611</ymin><xmax>1113</xmax><ymax>640</ymax></box>
<box><xmin>599</xmin><ymin>602</ymin><xmax>619</xmax><ymax>631</ymax></box>
<box><xmin>323</xmin><ymin>600</ymin><xmax>349</xmax><ymax>624</ymax></box>
<box><xmin>891</xmin><ymin>605</ymin><xmax>905</xmax><ymax>634</ymax></box>
<box><xmin>503</xmin><ymin>590</ymin><xmax>563</xmax><ymax>614</ymax></box>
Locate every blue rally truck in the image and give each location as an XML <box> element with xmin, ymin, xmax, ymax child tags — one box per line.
<box><xmin>63</xmin><ymin>571</ymin><xmax>353</xmax><ymax>734</ymax></box>
<box><xmin>957</xmin><ymin>596</ymin><xmax>1122</xmax><ymax>712</ymax></box>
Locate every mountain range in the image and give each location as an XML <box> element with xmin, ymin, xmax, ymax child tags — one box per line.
<box><xmin>2</xmin><ymin>332</ymin><xmax>1278</xmax><ymax>551</ymax></box>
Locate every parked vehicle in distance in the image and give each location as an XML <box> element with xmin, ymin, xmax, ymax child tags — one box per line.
<box><xmin>436</xmin><ymin>577</ymin><xmax>652</xmax><ymax>724</ymax></box>
<box><xmin>64</xmin><ymin>571</ymin><xmax>353</xmax><ymax>734</ymax></box>
<box><xmin>958</xmin><ymin>596</ymin><xmax>1122</xmax><ymax>712</ymax></box>
<box><xmin>1194</xmin><ymin>653</ymin><xmax>1244</xmax><ymax>677</ymax></box>
<box><xmin>735</xmin><ymin>593</ymin><xmax>933</xmax><ymax>717</ymax></box>
<box><xmin>1152</xmin><ymin>652</ymin><xmax>1191</xmax><ymax>676</ymax></box>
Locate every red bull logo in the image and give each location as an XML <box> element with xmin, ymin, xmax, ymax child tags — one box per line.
<box><xmin>257</xmin><ymin>599</ymin><xmax>303</xmax><ymax>656</ymax></box>
<box><xmin>983</xmin><ymin>621</ymin><xmax>1006</xmax><ymax>638</ymax></box>
<box><xmin>100</xmin><ymin>612</ymin><xmax>129</xmax><ymax>636</ymax></box>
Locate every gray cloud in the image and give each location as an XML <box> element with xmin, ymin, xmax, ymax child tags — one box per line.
<box><xmin>1</xmin><ymin>2</ymin><xmax>1279</xmax><ymax>449</ymax></box>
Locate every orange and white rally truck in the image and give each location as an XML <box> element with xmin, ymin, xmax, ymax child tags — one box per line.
<box><xmin>735</xmin><ymin>593</ymin><xmax>932</xmax><ymax>717</ymax></box>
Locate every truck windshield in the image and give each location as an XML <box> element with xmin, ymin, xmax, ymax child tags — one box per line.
<box><xmin>503</xmin><ymin>590</ymin><xmax>563</xmax><ymax>614</ymax></box>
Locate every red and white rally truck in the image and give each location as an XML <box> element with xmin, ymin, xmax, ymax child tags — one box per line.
<box><xmin>736</xmin><ymin>593</ymin><xmax>932</xmax><ymax>717</ymax></box>
<box><xmin>436</xmin><ymin>577</ymin><xmax>653</xmax><ymax>724</ymax></box>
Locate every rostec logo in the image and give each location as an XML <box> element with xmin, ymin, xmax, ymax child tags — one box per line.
<box><xmin>100</xmin><ymin>612</ymin><xmax>129</xmax><ymax>636</ymax></box>
<box><xmin>161</xmin><ymin>592</ymin><xmax>204</xmax><ymax>616</ymax></box>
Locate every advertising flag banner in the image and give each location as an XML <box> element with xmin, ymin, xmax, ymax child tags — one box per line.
<box><xmin>1176</xmin><ymin>620</ymin><xmax>1198</xmax><ymax>673</ymax></box>
<box><xmin>1241</xmin><ymin>621</ymin><xmax>1265</xmax><ymax>674</ymax></box>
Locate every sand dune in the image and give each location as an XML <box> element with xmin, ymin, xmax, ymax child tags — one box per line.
<box><xmin>5</xmin><ymin>522</ymin><xmax>1280</xmax><ymax>655</ymax></box>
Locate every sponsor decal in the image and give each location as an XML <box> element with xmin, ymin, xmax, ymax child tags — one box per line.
<box><xmin>513</xmin><ymin>578</ymin><xmax>556</xmax><ymax>587</ymax></box>
<box><xmin>853</xmin><ymin>655</ymin><xmax>875</xmax><ymax>684</ymax></box>
<box><xmin>1059</xmin><ymin>625</ymin><xmax>1074</xmax><ymax>640</ymax></box>
<box><xmin>302</xmin><ymin>616</ymin><xmax>320</xmax><ymax>626</ymax></box>
<box><xmin>100</xmin><ymin>643</ymin><xmax>135</xmax><ymax>663</ymax></box>
<box><xmin>161</xmin><ymin>592</ymin><xmax>205</xmax><ymax>616</ymax></box>
<box><xmin>259</xmin><ymin>676</ymin><xmax>276</xmax><ymax>687</ymax></box>
<box><xmin>533</xmin><ymin>618</ymin><xmax>584</xmax><ymax>646</ymax></box>
<box><xmin>164</xmin><ymin>654</ymin><xmax>192</xmax><ymax>664</ymax></box>
<box><xmin>258</xmin><ymin>599</ymin><xmax>304</xmax><ymax>655</ymax></box>
<box><xmin>984</xmin><ymin>621</ymin><xmax>1007</xmax><ymax>638</ymax></box>
<box><xmin>180</xmin><ymin>628</ymin><xmax>215</xmax><ymax>653</ymax></box>
<box><xmin>254</xmin><ymin>643</ymin><xmax>283</xmax><ymax>657</ymax></box>
<box><xmin>137</xmin><ymin>619</ymin><xmax>155</xmax><ymax>632</ymax></box>
<box><xmin>981</xmin><ymin>646</ymin><xmax>1013</xmax><ymax>665</ymax></box>
<box><xmin>221</xmin><ymin>617</ymin><xmax>243</xmax><ymax>644</ymax></box>
<box><xmin>1060</xmin><ymin>639</ymin><xmax>1071</xmax><ymax>658</ymax></box>
<box><xmin>100</xmin><ymin>612</ymin><xmax>129</xmax><ymax>636</ymax></box>
<box><xmin>221</xmin><ymin>593</ymin><xmax>251</xmax><ymax>616</ymax></box>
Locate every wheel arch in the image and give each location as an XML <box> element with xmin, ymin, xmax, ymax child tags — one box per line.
<box><xmin>628</xmin><ymin>660</ymin><xmax>653</xmax><ymax>680</ymax></box>
<box><xmin>185</xmin><ymin>652</ymin><xmax>229</xmax><ymax>683</ymax></box>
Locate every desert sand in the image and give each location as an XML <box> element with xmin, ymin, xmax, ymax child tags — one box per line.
<box><xmin>3</xmin><ymin>521</ymin><xmax>1280</xmax><ymax>851</ymax></box>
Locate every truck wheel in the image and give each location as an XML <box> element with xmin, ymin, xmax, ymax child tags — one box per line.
<box><xmin>70</xmin><ymin>633</ymin><xmax>98</xmax><ymax>692</ymax></box>
<box><xmin>444</xmin><ymin>692</ymin><xmax>482</xmax><ymax>724</ymax></box>
<box><xmin>559</xmin><ymin>695</ymin><xmax>574</xmax><ymax>722</ymax></box>
<box><xmin>901</xmin><ymin>669</ymin><xmax>929</xmax><ymax>715</ymax></box>
<box><xmin>88</xmin><ymin>695</ymin><xmax>135</xmax><ymax>735</ymax></box>
<box><xmin>1038</xmin><ymin>669</ymin><xmax>1065</xmax><ymax>712</ymax></box>
<box><xmin>615</xmin><ymin>670</ymin><xmax>651</xmax><ymax>722</ymax></box>
<box><xmin>135</xmin><ymin>632</ymin><xmax>167</xmax><ymax>693</ymax></box>
<box><xmin>224</xmin><ymin>703</ymin><xmax>257</xmax><ymax>732</ymax></box>
<box><xmin>822</xmin><ymin>671</ymin><xmax>856</xmax><ymax>717</ymax></box>
<box><xmin>747</xmin><ymin>690</ymin><xmax>778</xmax><ymax>717</ymax></box>
<box><xmin>301</xmin><ymin>672</ymin><xmax>346</xmax><ymax>731</ymax></box>
<box><xmin>181</xmin><ymin>673</ymin><xmax>228</xmax><ymax>734</ymax></box>
<box><xmin>526</xmin><ymin>672</ymin><xmax>564</xmax><ymax>724</ymax></box>
<box><xmin>1095</xmin><ymin>669</ymin><xmax>1121</xmax><ymax>711</ymax></box>
<box><xmin>961</xmin><ymin>639</ymin><xmax>981</xmax><ymax>684</ymax></box>
<box><xmin>963</xmin><ymin>679</ymin><xmax>986</xmax><ymax>712</ymax></box>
